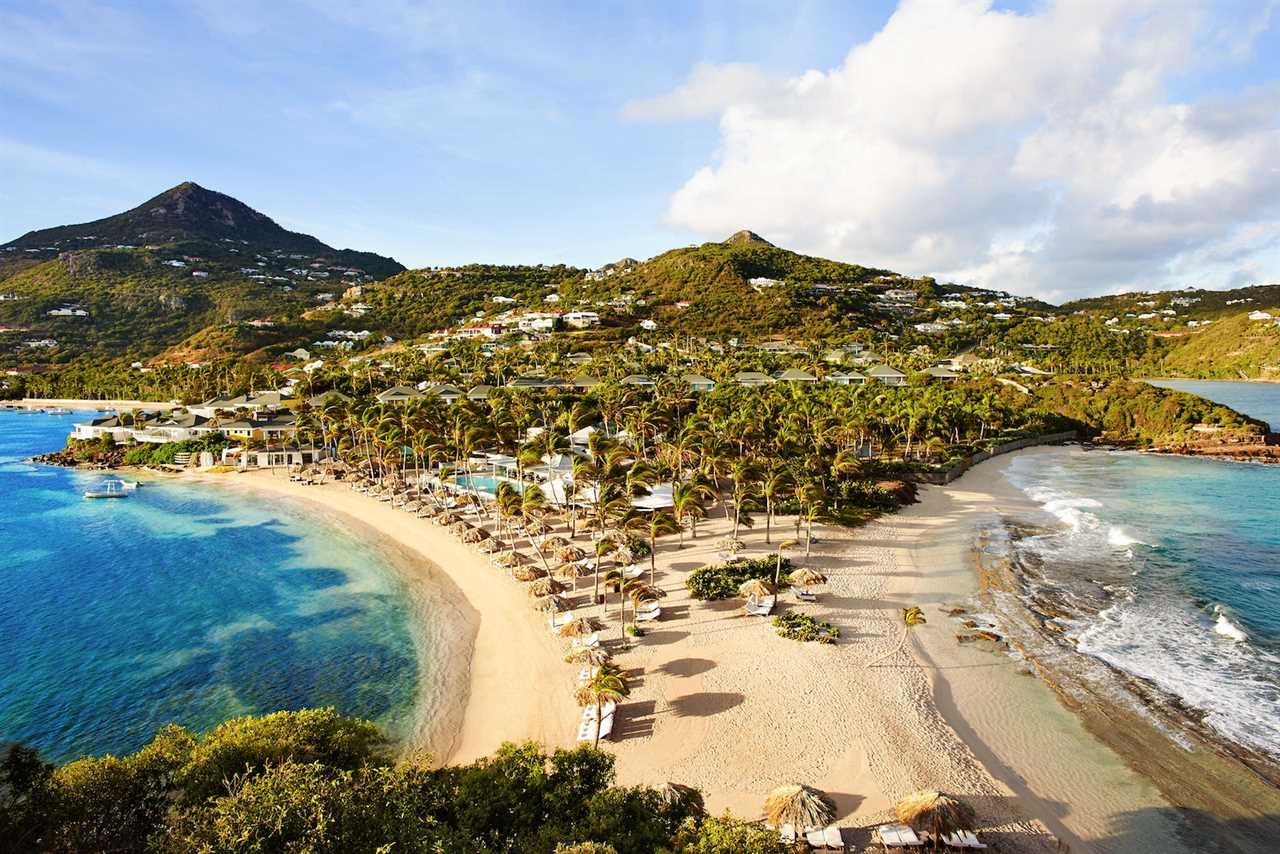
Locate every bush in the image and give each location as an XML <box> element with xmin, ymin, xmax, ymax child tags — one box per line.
<box><xmin>772</xmin><ymin>612</ymin><xmax>839</xmax><ymax>644</ymax></box>
<box><xmin>686</xmin><ymin>557</ymin><xmax>790</xmax><ymax>601</ymax></box>
<box><xmin>669</xmin><ymin>814</ymin><xmax>805</xmax><ymax>853</ymax></box>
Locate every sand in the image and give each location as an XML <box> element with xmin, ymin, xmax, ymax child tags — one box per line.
<box><xmin>13</xmin><ymin>398</ymin><xmax>175</xmax><ymax>411</ymax></box>
<box><xmin>183</xmin><ymin>457</ymin><xmax>1201</xmax><ymax>853</ymax></box>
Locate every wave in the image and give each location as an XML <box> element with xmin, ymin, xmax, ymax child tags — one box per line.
<box><xmin>1107</xmin><ymin>526</ymin><xmax>1145</xmax><ymax>548</ymax></box>
<box><xmin>1213</xmin><ymin>607</ymin><xmax>1248</xmax><ymax>643</ymax></box>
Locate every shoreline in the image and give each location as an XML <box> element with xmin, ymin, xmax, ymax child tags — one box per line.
<box><xmin>88</xmin><ymin>449</ymin><xmax>1275</xmax><ymax>852</ymax></box>
<box><xmin>8</xmin><ymin>397</ymin><xmax>175</xmax><ymax>411</ymax></box>
<box><xmin>960</xmin><ymin>447</ymin><xmax>1280</xmax><ymax>853</ymax></box>
<box><xmin>180</xmin><ymin>468</ymin><xmax>579</xmax><ymax>765</ymax></box>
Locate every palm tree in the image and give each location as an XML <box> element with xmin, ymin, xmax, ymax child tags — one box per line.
<box><xmin>623</xmin><ymin>510</ymin><xmax>681</xmax><ymax>584</ymax></box>
<box><xmin>671</xmin><ymin>477</ymin><xmax>712</xmax><ymax>544</ymax></box>
<box><xmin>578</xmin><ymin>664</ymin><xmax>629</xmax><ymax>748</ymax></box>
<box><xmin>868</xmin><ymin>606</ymin><xmax>928</xmax><ymax>667</ymax></box>
<box><xmin>758</xmin><ymin>464</ymin><xmax>793</xmax><ymax>545</ymax></box>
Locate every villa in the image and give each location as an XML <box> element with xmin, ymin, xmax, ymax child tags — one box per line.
<box><xmin>825</xmin><ymin>371</ymin><xmax>867</xmax><ymax>386</ymax></box>
<box><xmin>776</xmin><ymin>368</ymin><xmax>819</xmax><ymax>383</ymax></box>
<box><xmin>681</xmin><ymin>373</ymin><xmax>716</xmax><ymax>392</ymax></box>
<box><xmin>734</xmin><ymin>371</ymin><xmax>774</xmax><ymax>386</ymax></box>
<box><xmin>866</xmin><ymin>365</ymin><xmax>908</xmax><ymax>387</ymax></box>
<box><xmin>376</xmin><ymin>385</ymin><xmax>424</xmax><ymax>404</ymax></box>
<box><xmin>923</xmin><ymin>366</ymin><xmax>959</xmax><ymax>383</ymax></box>
<box><xmin>621</xmin><ymin>374</ymin><xmax>656</xmax><ymax>388</ymax></box>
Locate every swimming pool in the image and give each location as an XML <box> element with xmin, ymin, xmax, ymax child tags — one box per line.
<box><xmin>451</xmin><ymin>473</ymin><xmax>524</xmax><ymax>495</ymax></box>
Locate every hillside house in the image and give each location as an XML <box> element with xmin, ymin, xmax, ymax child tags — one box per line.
<box><xmin>866</xmin><ymin>365</ymin><xmax>908</xmax><ymax>386</ymax></box>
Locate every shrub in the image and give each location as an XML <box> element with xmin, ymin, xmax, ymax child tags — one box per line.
<box><xmin>669</xmin><ymin>814</ymin><xmax>806</xmax><ymax>853</ymax></box>
<box><xmin>772</xmin><ymin>612</ymin><xmax>839</xmax><ymax>644</ymax></box>
<box><xmin>686</xmin><ymin>557</ymin><xmax>790</xmax><ymax>601</ymax></box>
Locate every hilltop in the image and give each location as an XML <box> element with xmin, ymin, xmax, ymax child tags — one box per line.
<box><xmin>0</xmin><ymin>183</ymin><xmax>403</xmax><ymax>367</ymax></box>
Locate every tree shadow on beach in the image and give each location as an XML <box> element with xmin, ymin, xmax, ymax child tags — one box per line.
<box><xmin>657</xmin><ymin>657</ymin><xmax>716</xmax><ymax>677</ymax></box>
<box><xmin>667</xmin><ymin>691</ymin><xmax>743</xmax><ymax>718</ymax></box>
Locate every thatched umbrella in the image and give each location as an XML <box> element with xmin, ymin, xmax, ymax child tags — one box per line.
<box><xmin>522</xmin><ymin>520</ymin><xmax>552</xmax><ymax>537</ymax></box>
<box><xmin>564</xmin><ymin>645</ymin><xmax>611</xmax><ymax>665</ymax></box>
<box><xmin>788</xmin><ymin>567</ymin><xmax>827</xmax><ymax>589</ymax></box>
<box><xmin>555</xmin><ymin>560</ymin><xmax>590</xmax><ymax>582</ymax></box>
<box><xmin>528</xmin><ymin>577</ymin><xmax>568</xmax><ymax>598</ymax></box>
<box><xmin>531</xmin><ymin>594</ymin><xmax>568</xmax><ymax>614</ymax></box>
<box><xmin>449</xmin><ymin>520</ymin><xmax>472</xmax><ymax>535</ymax></box>
<box><xmin>762</xmin><ymin>784</ymin><xmax>835</xmax><ymax>831</ymax></box>
<box><xmin>718</xmin><ymin>536</ymin><xmax>746</xmax><ymax>554</ymax></box>
<box><xmin>558</xmin><ymin>615</ymin><xmax>601</xmax><ymax>638</ymax></box>
<box><xmin>655</xmin><ymin>782</ymin><xmax>706</xmax><ymax>818</ymax></box>
<box><xmin>895</xmin><ymin>791</ymin><xmax>976</xmax><ymax>849</ymax></box>
<box><xmin>493</xmin><ymin>551</ymin><xmax>525</xmax><ymax>567</ymax></box>
<box><xmin>461</xmin><ymin>527</ymin><xmax>490</xmax><ymax>544</ymax></box>
<box><xmin>538</xmin><ymin>535</ymin><xmax>572</xmax><ymax>552</ymax></box>
<box><xmin>556</xmin><ymin>545</ymin><xmax>587</xmax><ymax>563</ymax></box>
<box><xmin>511</xmin><ymin>564</ymin><xmax>547</xmax><ymax>582</ymax></box>
<box><xmin>478</xmin><ymin>538</ymin><xmax>504</xmax><ymax>553</ymax></box>
<box><xmin>439</xmin><ymin>513</ymin><xmax>463</xmax><ymax>527</ymax></box>
<box><xmin>738</xmin><ymin>579</ymin><xmax>775</xmax><ymax>599</ymax></box>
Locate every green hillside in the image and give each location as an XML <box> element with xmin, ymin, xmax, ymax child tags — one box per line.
<box><xmin>1148</xmin><ymin>310</ymin><xmax>1280</xmax><ymax>380</ymax></box>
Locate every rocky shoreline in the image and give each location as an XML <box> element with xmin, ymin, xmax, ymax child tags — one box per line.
<box><xmin>967</xmin><ymin>521</ymin><xmax>1280</xmax><ymax>854</ymax></box>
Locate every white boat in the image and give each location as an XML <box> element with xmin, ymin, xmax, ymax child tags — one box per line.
<box><xmin>46</xmin><ymin>407</ymin><xmax>73</xmax><ymax>415</ymax></box>
<box><xmin>84</xmin><ymin>479</ymin><xmax>129</xmax><ymax>499</ymax></box>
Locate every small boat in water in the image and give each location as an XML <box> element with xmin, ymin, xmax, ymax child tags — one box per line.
<box><xmin>45</xmin><ymin>407</ymin><xmax>73</xmax><ymax>415</ymax></box>
<box><xmin>84</xmin><ymin>479</ymin><xmax>129</xmax><ymax>499</ymax></box>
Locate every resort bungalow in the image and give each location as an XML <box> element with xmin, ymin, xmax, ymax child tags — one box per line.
<box><xmin>307</xmin><ymin>390</ymin><xmax>352</xmax><ymax>408</ymax></box>
<box><xmin>218</xmin><ymin>412</ymin><xmax>300</xmax><ymax>443</ymax></box>
<box><xmin>866</xmin><ymin>365</ymin><xmax>908</xmax><ymax>387</ymax></box>
<box><xmin>734</xmin><ymin>371</ymin><xmax>774</xmax><ymax>386</ymax></box>
<box><xmin>376</xmin><ymin>385</ymin><xmax>424</xmax><ymax>404</ymax></box>
<box><xmin>467</xmin><ymin>384</ymin><xmax>493</xmax><ymax>402</ymax></box>
<box><xmin>620</xmin><ymin>374</ymin><xmax>656</xmax><ymax>388</ymax></box>
<box><xmin>681</xmin><ymin>373</ymin><xmax>716</xmax><ymax>392</ymax></box>
<box><xmin>571</xmin><ymin>374</ymin><xmax>603</xmax><ymax>391</ymax></box>
<box><xmin>220</xmin><ymin>444</ymin><xmax>328</xmax><ymax>470</ymax></box>
<box><xmin>419</xmin><ymin>382</ymin><xmax>464</xmax><ymax>404</ymax></box>
<box><xmin>825</xmin><ymin>371</ymin><xmax>867</xmax><ymax>386</ymax></box>
<box><xmin>775</xmin><ymin>367</ymin><xmax>819</xmax><ymax>383</ymax></box>
<box><xmin>922</xmin><ymin>366</ymin><xmax>959</xmax><ymax>383</ymax></box>
<box><xmin>566</xmin><ymin>352</ymin><xmax>593</xmax><ymax>365</ymax></box>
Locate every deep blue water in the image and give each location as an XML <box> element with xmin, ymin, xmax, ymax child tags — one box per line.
<box><xmin>1004</xmin><ymin>380</ymin><xmax>1280</xmax><ymax>758</ymax></box>
<box><xmin>0</xmin><ymin>409</ymin><xmax>420</xmax><ymax>762</ymax></box>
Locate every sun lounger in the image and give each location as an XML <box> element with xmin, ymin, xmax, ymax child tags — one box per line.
<box><xmin>791</xmin><ymin>585</ymin><xmax>817</xmax><ymax>602</ymax></box>
<box><xmin>548</xmin><ymin>611</ymin><xmax>574</xmax><ymax>632</ymax></box>
<box><xmin>623</xmin><ymin>564</ymin><xmax>644</xmax><ymax>579</ymax></box>
<box><xmin>571</xmin><ymin>631</ymin><xmax>600</xmax><ymax>649</ymax></box>
<box><xmin>777</xmin><ymin>824</ymin><xmax>797</xmax><ymax>844</ymax></box>
<box><xmin>806</xmin><ymin>828</ymin><xmax>827</xmax><ymax>848</ymax></box>
<box><xmin>635</xmin><ymin>603</ymin><xmax>661</xmax><ymax>622</ymax></box>
<box><xmin>941</xmin><ymin>831</ymin><xmax>986</xmax><ymax>849</ymax></box>
<box><xmin>824</xmin><ymin>826</ymin><xmax>844</xmax><ymax>849</ymax></box>
<box><xmin>875</xmin><ymin>824</ymin><xmax>923</xmax><ymax>848</ymax></box>
<box><xmin>745</xmin><ymin>594</ymin><xmax>776</xmax><ymax>616</ymax></box>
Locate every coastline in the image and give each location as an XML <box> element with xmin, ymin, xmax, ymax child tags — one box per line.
<box><xmin>182</xmin><ymin>468</ymin><xmax>580</xmax><ymax>765</ymax></box>
<box><xmin>124</xmin><ymin>449</ymin><xmax>1275</xmax><ymax>852</ymax></box>
<box><xmin>9</xmin><ymin>398</ymin><xmax>174</xmax><ymax>411</ymax></box>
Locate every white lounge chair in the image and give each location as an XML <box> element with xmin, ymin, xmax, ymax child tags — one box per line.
<box><xmin>634</xmin><ymin>603</ymin><xmax>661</xmax><ymax>623</ymax></box>
<box><xmin>777</xmin><ymin>824</ymin><xmax>797</xmax><ymax>844</ymax></box>
<box><xmin>875</xmin><ymin>823</ymin><xmax>923</xmax><ymax>848</ymax></box>
<box><xmin>571</xmin><ymin>631</ymin><xmax>600</xmax><ymax>649</ymax></box>
<box><xmin>942</xmin><ymin>831</ymin><xmax>987</xmax><ymax>849</ymax></box>
<box><xmin>549</xmin><ymin>611</ymin><xmax>574</xmax><ymax>632</ymax></box>
<box><xmin>623</xmin><ymin>564</ymin><xmax>644</xmax><ymax>579</ymax></box>
<box><xmin>806</xmin><ymin>827</ymin><xmax>826</xmax><ymax>848</ymax></box>
<box><xmin>791</xmin><ymin>585</ymin><xmax>817</xmax><ymax>602</ymax></box>
<box><xmin>823</xmin><ymin>825</ymin><xmax>844</xmax><ymax>849</ymax></box>
<box><xmin>745</xmin><ymin>594</ymin><xmax>776</xmax><ymax>616</ymax></box>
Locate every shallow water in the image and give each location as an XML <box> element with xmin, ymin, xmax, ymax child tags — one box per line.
<box><xmin>0</xmin><ymin>409</ymin><xmax>426</xmax><ymax>761</ymax></box>
<box><xmin>1146</xmin><ymin>378</ymin><xmax>1280</xmax><ymax>431</ymax></box>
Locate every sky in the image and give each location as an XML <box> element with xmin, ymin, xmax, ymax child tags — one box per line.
<box><xmin>1</xmin><ymin>0</ymin><xmax>1278</xmax><ymax>302</ymax></box>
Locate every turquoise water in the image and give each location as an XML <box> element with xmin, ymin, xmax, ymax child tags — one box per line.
<box><xmin>452</xmin><ymin>473</ymin><xmax>522</xmax><ymax>495</ymax></box>
<box><xmin>1146</xmin><ymin>379</ymin><xmax>1280</xmax><ymax>431</ymax></box>
<box><xmin>0</xmin><ymin>409</ymin><xmax>421</xmax><ymax>762</ymax></box>
<box><xmin>1002</xmin><ymin>384</ymin><xmax>1280</xmax><ymax>757</ymax></box>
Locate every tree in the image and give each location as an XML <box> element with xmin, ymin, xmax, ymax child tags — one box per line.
<box><xmin>578</xmin><ymin>666</ymin><xmax>630</xmax><ymax>749</ymax></box>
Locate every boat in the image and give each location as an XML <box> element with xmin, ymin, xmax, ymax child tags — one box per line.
<box><xmin>46</xmin><ymin>407</ymin><xmax>73</xmax><ymax>415</ymax></box>
<box><xmin>83</xmin><ymin>479</ymin><xmax>129</xmax><ymax>499</ymax></box>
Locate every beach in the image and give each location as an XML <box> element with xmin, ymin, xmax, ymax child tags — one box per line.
<box><xmin>12</xmin><ymin>398</ymin><xmax>175</xmax><ymax>411</ymax></box>
<box><xmin>169</xmin><ymin>449</ymin><xmax>1264</xmax><ymax>853</ymax></box>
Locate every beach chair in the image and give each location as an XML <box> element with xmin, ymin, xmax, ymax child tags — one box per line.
<box><xmin>744</xmin><ymin>594</ymin><xmax>776</xmax><ymax>617</ymax></box>
<box><xmin>623</xmin><ymin>563</ymin><xmax>644</xmax><ymax>579</ymax></box>
<box><xmin>791</xmin><ymin>584</ymin><xmax>817</xmax><ymax>602</ymax></box>
<box><xmin>571</xmin><ymin>631</ymin><xmax>600</xmax><ymax>650</ymax></box>
<box><xmin>635</xmin><ymin>603</ymin><xmax>661</xmax><ymax>623</ymax></box>
<box><xmin>777</xmin><ymin>825</ymin><xmax>797</xmax><ymax>844</ymax></box>
<box><xmin>874</xmin><ymin>823</ymin><xmax>923</xmax><ymax>849</ymax></box>
<box><xmin>806</xmin><ymin>827</ymin><xmax>827</xmax><ymax>848</ymax></box>
<box><xmin>942</xmin><ymin>831</ymin><xmax>987</xmax><ymax>849</ymax></box>
<box><xmin>823</xmin><ymin>825</ymin><xmax>844</xmax><ymax>849</ymax></box>
<box><xmin>549</xmin><ymin>611</ymin><xmax>574</xmax><ymax>632</ymax></box>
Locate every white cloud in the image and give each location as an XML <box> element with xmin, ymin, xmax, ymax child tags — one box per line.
<box><xmin>0</xmin><ymin>137</ymin><xmax>117</xmax><ymax>180</ymax></box>
<box><xmin>627</xmin><ymin>0</ymin><xmax>1280</xmax><ymax>299</ymax></box>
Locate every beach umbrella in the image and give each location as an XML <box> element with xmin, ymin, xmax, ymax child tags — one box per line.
<box><xmin>439</xmin><ymin>513</ymin><xmax>463</xmax><ymax>527</ymax></box>
<box><xmin>449</xmin><ymin>520</ymin><xmax>472</xmax><ymax>535</ymax></box>
<box><xmin>493</xmin><ymin>551</ymin><xmax>524</xmax><ymax>567</ymax></box>
<box><xmin>555</xmin><ymin>561</ymin><xmax>590</xmax><ymax>581</ymax></box>
<box><xmin>788</xmin><ymin>567</ymin><xmax>827</xmax><ymax>588</ymax></box>
<box><xmin>461</xmin><ymin>527</ymin><xmax>489</xmax><ymax>543</ymax></box>
<box><xmin>556</xmin><ymin>545</ymin><xmax>587</xmax><ymax>562</ymax></box>
<box><xmin>558</xmin><ymin>615</ymin><xmax>601</xmax><ymax>638</ymax></box>
<box><xmin>478</xmin><ymin>538</ymin><xmax>503</xmax><ymax>553</ymax></box>
<box><xmin>718</xmin><ymin>536</ymin><xmax>746</xmax><ymax>553</ymax></box>
<box><xmin>528</xmin><ymin>577</ymin><xmax>568</xmax><ymax>597</ymax></box>
<box><xmin>532</xmin><ymin>594</ymin><xmax>568</xmax><ymax>614</ymax></box>
<box><xmin>762</xmin><ymin>784</ymin><xmax>835</xmax><ymax>831</ymax></box>
<box><xmin>539</xmin><ymin>535</ymin><xmax>572</xmax><ymax>552</ymax></box>
<box><xmin>895</xmin><ymin>791</ymin><xmax>976</xmax><ymax>849</ymax></box>
<box><xmin>564</xmin><ymin>645</ymin><xmax>611</xmax><ymax>665</ymax></box>
<box><xmin>511</xmin><ymin>564</ymin><xmax>546</xmax><ymax>582</ymax></box>
<box><xmin>655</xmin><ymin>782</ymin><xmax>706</xmax><ymax>818</ymax></box>
<box><xmin>738</xmin><ymin>579</ymin><xmax>775</xmax><ymax>599</ymax></box>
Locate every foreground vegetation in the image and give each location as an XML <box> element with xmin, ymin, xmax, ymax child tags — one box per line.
<box><xmin>0</xmin><ymin>709</ymin><xmax>799</xmax><ymax>854</ymax></box>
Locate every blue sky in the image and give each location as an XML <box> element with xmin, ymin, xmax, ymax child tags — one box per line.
<box><xmin>2</xmin><ymin>1</ymin><xmax>1278</xmax><ymax>299</ymax></box>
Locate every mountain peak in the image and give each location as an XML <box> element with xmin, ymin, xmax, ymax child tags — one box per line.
<box><xmin>723</xmin><ymin>229</ymin><xmax>775</xmax><ymax>247</ymax></box>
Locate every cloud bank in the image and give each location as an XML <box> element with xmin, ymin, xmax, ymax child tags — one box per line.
<box><xmin>625</xmin><ymin>0</ymin><xmax>1280</xmax><ymax>300</ymax></box>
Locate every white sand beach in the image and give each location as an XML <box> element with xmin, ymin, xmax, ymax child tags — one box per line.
<box><xmin>189</xmin><ymin>453</ymin><xmax>1189</xmax><ymax>853</ymax></box>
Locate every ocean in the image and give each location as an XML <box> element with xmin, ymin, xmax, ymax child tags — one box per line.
<box><xmin>0</xmin><ymin>408</ymin><xmax>426</xmax><ymax>762</ymax></box>
<box><xmin>997</xmin><ymin>381</ymin><xmax>1280</xmax><ymax>759</ymax></box>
